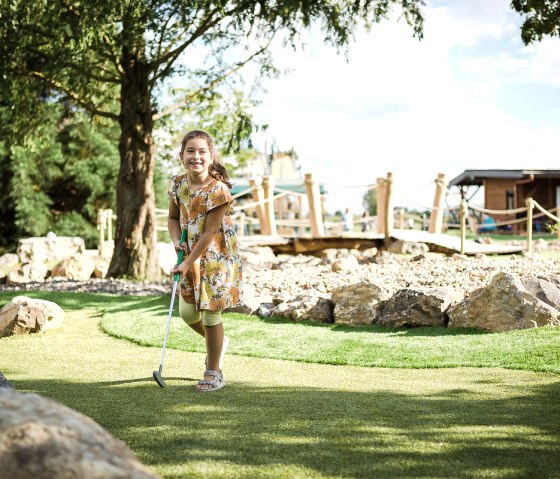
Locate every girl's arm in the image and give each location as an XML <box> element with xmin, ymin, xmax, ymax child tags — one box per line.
<box><xmin>172</xmin><ymin>203</ymin><xmax>229</xmax><ymax>277</ymax></box>
<box><xmin>167</xmin><ymin>198</ymin><xmax>182</xmax><ymax>252</ymax></box>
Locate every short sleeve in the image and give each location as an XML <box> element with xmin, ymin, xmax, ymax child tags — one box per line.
<box><xmin>207</xmin><ymin>182</ymin><xmax>232</xmax><ymax>211</ymax></box>
<box><xmin>168</xmin><ymin>175</ymin><xmax>178</xmax><ymax>205</ymax></box>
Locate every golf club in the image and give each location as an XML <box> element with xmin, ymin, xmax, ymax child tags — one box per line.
<box><xmin>153</xmin><ymin>229</ymin><xmax>188</xmax><ymax>388</ymax></box>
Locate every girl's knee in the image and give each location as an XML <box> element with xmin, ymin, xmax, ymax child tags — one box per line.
<box><xmin>179</xmin><ymin>296</ymin><xmax>201</xmax><ymax>325</ymax></box>
<box><xmin>201</xmin><ymin>310</ymin><xmax>222</xmax><ymax>326</ymax></box>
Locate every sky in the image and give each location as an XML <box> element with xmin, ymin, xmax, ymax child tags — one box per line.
<box><xmin>245</xmin><ymin>0</ymin><xmax>560</xmax><ymax>215</ymax></box>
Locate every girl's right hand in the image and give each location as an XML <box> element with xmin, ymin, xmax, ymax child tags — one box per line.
<box><xmin>173</xmin><ymin>238</ymin><xmax>185</xmax><ymax>253</ymax></box>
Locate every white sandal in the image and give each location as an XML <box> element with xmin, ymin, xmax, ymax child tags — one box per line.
<box><xmin>196</xmin><ymin>370</ymin><xmax>225</xmax><ymax>392</ymax></box>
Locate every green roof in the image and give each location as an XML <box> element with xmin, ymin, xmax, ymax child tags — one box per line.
<box><xmin>230</xmin><ymin>179</ymin><xmax>327</xmax><ymax>196</ymax></box>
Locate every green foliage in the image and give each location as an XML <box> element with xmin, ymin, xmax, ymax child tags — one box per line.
<box><xmin>511</xmin><ymin>0</ymin><xmax>560</xmax><ymax>44</ymax></box>
<box><xmin>362</xmin><ymin>188</ymin><xmax>378</xmax><ymax>215</ymax></box>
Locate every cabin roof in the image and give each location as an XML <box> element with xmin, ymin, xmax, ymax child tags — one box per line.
<box><xmin>449</xmin><ymin>169</ymin><xmax>560</xmax><ymax>186</ymax></box>
<box><xmin>230</xmin><ymin>178</ymin><xmax>327</xmax><ymax>196</ymax></box>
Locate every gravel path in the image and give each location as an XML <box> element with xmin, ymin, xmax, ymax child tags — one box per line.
<box><xmin>2</xmin><ymin>251</ymin><xmax>560</xmax><ymax>300</ymax></box>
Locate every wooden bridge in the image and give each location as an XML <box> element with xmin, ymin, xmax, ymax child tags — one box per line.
<box><xmin>239</xmin><ymin>230</ymin><xmax>524</xmax><ymax>256</ymax></box>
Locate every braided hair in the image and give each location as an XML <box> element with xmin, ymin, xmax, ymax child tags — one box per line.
<box><xmin>179</xmin><ymin>130</ymin><xmax>232</xmax><ymax>189</ymax></box>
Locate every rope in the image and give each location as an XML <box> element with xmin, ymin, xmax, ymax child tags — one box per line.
<box><xmin>533</xmin><ymin>202</ymin><xmax>560</xmax><ymax>222</ymax></box>
<box><xmin>233</xmin><ymin>189</ymin><xmax>292</xmax><ymax>212</ymax></box>
<box><xmin>468</xmin><ymin>204</ymin><xmax>528</xmax><ymax>215</ymax></box>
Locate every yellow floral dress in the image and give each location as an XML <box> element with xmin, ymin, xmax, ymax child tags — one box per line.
<box><xmin>169</xmin><ymin>174</ymin><xmax>243</xmax><ymax>311</ymax></box>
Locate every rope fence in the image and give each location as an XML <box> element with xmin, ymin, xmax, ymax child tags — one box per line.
<box><xmin>96</xmin><ymin>172</ymin><xmax>560</xmax><ymax>257</ymax></box>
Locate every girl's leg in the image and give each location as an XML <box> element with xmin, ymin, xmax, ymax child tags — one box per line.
<box><xmin>179</xmin><ymin>296</ymin><xmax>205</xmax><ymax>337</ymax></box>
<box><xmin>197</xmin><ymin>310</ymin><xmax>225</xmax><ymax>391</ymax></box>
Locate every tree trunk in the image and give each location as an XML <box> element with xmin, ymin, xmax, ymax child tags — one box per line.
<box><xmin>107</xmin><ymin>45</ymin><xmax>160</xmax><ymax>280</ymax></box>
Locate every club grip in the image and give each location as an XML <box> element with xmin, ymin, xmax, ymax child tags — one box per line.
<box><xmin>174</xmin><ymin>229</ymin><xmax>188</xmax><ymax>282</ymax></box>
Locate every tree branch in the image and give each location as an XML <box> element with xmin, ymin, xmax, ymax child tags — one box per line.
<box><xmin>27</xmin><ymin>70</ymin><xmax>119</xmax><ymax>121</ymax></box>
<box><xmin>152</xmin><ymin>40</ymin><xmax>271</xmax><ymax>122</ymax></box>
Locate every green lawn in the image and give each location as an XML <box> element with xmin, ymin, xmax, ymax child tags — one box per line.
<box><xmin>1</xmin><ymin>291</ymin><xmax>560</xmax><ymax>479</ymax></box>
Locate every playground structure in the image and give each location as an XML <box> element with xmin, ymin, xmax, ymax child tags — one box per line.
<box><xmin>96</xmin><ymin>172</ymin><xmax>560</xmax><ymax>258</ymax></box>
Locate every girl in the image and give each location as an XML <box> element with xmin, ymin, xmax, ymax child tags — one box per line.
<box><xmin>168</xmin><ymin>130</ymin><xmax>243</xmax><ymax>392</ymax></box>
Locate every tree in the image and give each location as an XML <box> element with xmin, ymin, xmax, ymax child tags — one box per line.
<box><xmin>511</xmin><ymin>0</ymin><xmax>560</xmax><ymax>44</ymax></box>
<box><xmin>362</xmin><ymin>189</ymin><xmax>378</xmax><ymax>216</ymax></box>
<box><xmin>0</xmin><ymin>0</ymin><xmax>424</xmax><ymax>279</ymax></box>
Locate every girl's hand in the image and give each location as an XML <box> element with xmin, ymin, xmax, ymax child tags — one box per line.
<box><xmin>172</xmin><ymin>261</ymin><xmax>189</xmax><ymax>278</ymax></box>
<box><xmin>173</xmin><ymin>238</ymin><xmax>186</xmax><ymax>253</ymax></box>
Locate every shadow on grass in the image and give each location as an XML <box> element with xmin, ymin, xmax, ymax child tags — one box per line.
<box><xmin>12</xmin><ymin>377</ymin><xmax>560</xmax><ymax>479</ymax></box>
<box><xmin>0</xmin><ymin>291</ymin><xmax>168</xmax><ymax>315</ymax></box>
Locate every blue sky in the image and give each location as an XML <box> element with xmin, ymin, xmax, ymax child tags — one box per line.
<box><xmin>246</xmin><ymin>0</ymin><xmax>560</xmax><ymax>214</ymax></box>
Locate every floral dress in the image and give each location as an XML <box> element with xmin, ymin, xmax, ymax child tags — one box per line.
<box><xmin>169</xmin><ymin>174</ymin><xmax>243</xmax><ymax>311</ymax></box>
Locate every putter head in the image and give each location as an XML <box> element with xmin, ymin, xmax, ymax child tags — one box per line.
<box><xmin>152</xmin><ymin>370</ymin><xmax>166</xmax><ymax>388</ymax></box>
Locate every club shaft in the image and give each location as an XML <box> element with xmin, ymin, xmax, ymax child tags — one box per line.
<box><xmin>158</xmin><ymin>280</ymin><xmax>179</xmax><ymax>374</ymax></box>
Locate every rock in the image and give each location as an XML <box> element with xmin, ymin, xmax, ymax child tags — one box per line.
<box><xmin>0</xmin><ymin>390</ymin><xmax>160</xmax><ymax>478</ymax></box>
<box><xmin>0</xmin><ymin>372</ymin><xmax>13</xmax><ymax>390</ymax></box>
<box><xmin>375</xmin><ymin>288</ymin><xmax>463</xmax><ymax>328</ymax></box>
<box><xmin>0</xmin><ymin>254</ymin><xmax>19</xmax><ymax>270</ymax></box>
<box><xmin>270</xmin><ymin>294</ymin><xmax>333</xmax><ymax>323</ymax></box>
<box><xmin>157</xmin><ymin>242</ymin><xmax>177</xmax><ymax>276</ymax></box>
<box><xmin>50</xmin><ymin>253</ymin><xmax>96</xmax><ymax>281</ymax></box>
<box><xmin>17</xmin><ymin>236</ymin><xmax>85</xmax><ymax>263</ymax></box>
<box><xmin>225</xmin><ymin>283</ymin><xmax>268</xmax><ymax>315</ymax></box>
<box><xmin>447</xmin><ymin>272</ymin><xmax>560</xmax><ymax>332</ymax></box>
<box><xmin>521</xmin><ymin>275</ymin><xmax>560</xmax><ymax>311</ymax></box>
<box><xmin>331</xmin><ymin>255</ymin><xmax>359</xmax><ymax>272</ymax></box>
<box><xmin>6</xmin><ymin>261</ymin><xmax>49</xmax><ymax>285</ymax></box>
<box><xmin>387</xmin><ymin>240</ymin><xmax>429</xmax><ymax>256</ymax></box>
<box><xmin>93</xmin><ymin>257</ymin><xmax>110</xmax><ymax>279</ymax></box>
<box><xmin>332</xmin><ymin>282</ymin><xmax>391</xmax><ymax>325</ymax></box>
<box><xmin>0</xmin><ymin>296</ymin><xmax>64</xmax><ymax>337</ymax></box>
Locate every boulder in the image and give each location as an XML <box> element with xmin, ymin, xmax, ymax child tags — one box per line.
<box><xmin>521</xmin><ymin>275</ymin><xmax>560</xmax><ymax>311</ymax></box>
<box><xmin>375</xmin><ymin>288</ymin><xmax>463</xmax><ymax>328</ymax></box>
<box><xmin>93</xmin><ymin>257</ymin><xmax>110</xmax><ymax>279</ymax></box>
<box><xmin>0</xmin><ymin>296</ymin><xmax>64</xmax><ymax>337</ymax></box>
<box><xmin>0</xmin><ymin>390</ymin><xmax>160</xmax><ymax>479</ymax></box>
<box><xmin>6</xmin><ymin>261</ymin><xmax>49</xmax><ymax>285</ymax></box>
<box><xmin>0</xmin><ymin>253</ymin><xmax>19</xmax><ymax>270</ymax></box>
<box><xmin>270</xmin><ymin>293</ymin><xmax>333</xmax><ymax>323</ymax></box>
<box><xmin>387</xmin><ymin>240</ymin><xmax>429</xmax><ymax>256</ymax></box>
<box><xmin>447</xmin><ymin>272</ymin><xmax>560</xmax><ymax>332</ymax></box>
<box><xmin>332</xmin><ymin>282</ymin><xmax>391</xmax><ymax>325</ymax></box>
<box><xmin>50</xmin><ymin>253</ymin><xmax>96</xmax><ymax>281</ymax></box>
<box><xmin>0</xmin><ymin>372</ymin><xmax>13</xmax><ymax>390</ymax></box>
<box><xmin>17</xmin><ymin>236</ymin><xmax>84</xmax><ymax>263</ymax></box>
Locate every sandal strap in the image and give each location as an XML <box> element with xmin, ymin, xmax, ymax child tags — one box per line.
<box><xmin>204</xmin><ymin>369</ymin><xmax>222</xmax><ymax>379</ymax></box>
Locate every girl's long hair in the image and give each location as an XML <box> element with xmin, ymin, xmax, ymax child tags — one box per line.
<box><xmin>179</xmin><ymin>130</ymin><xmax>232</xmax><ymax>189</ymax></box>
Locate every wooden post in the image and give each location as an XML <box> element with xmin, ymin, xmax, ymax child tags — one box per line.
<box><xmin>526</xmin><ymin>197</ymin><xmax>533</xmax><ymax>253</ymax></box>
<box><xmin>376</xmin><ymin>177</ymin><xmax>386</xmax><ymax>234</ymax></box>
<box><xmin>262</xmin><ymin>175</ymin><xmax>277</xmax><ymax>236</ymax></box>
<box><xmin>429</xmin><ymin>173</ymin><xmax>447</xmax><ymax>234</ymax></box>
<box><xmin>460</xmin><ymin>200</ymin><xmax>467</xmax><ymax>255</ymax></box>
<box><xmin>384</xmin><ymin>172</ymin><xmax>394</xmax><ymax>241</ymax></box>
<box><xmin>106</xmin><ymin>209</ymin><xmax>113</xmax><ymax>242</ymax></box>
<box><xmin>97</xmin><ymin>209</ymin><xmax>105</xmax><ymax>257</ymax></box>
<box><xmin>304</xmin><ymin>172</ymin><xmax>324</xmax><ymax>237</ymax></box>
<box><xmin>249</xmin><ymin>178</ymin><xmax>267</xmax><ymax>235</ymax></box>
<box><xmin>238</xmin><ymin>212</ymin><xmax>245</xmax><ymax>237</ymax></box>
<box><xmin>557</xmin><ymin>207</ymin><xmax>560</xmax><ymax>240</ymax></box>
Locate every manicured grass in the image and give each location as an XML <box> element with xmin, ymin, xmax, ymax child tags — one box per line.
<box><xmin>1</xmin><ymin>291</ymin><xmax>560</xmax><ymax>478</ymax></box>
<box><xmin>90</xmin><ymin>294</ymin><xmax>560</xmax><ymax>374</ymax></box>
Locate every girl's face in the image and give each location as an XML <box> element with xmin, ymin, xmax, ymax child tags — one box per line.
<box><xmin>182</xmin><ymin>137</ymin><xmax>213</xmax><ymax>176</ymax></box>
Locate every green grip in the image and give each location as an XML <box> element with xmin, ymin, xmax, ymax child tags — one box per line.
<box><xmin>173</xmin><ymin>229</ymin><xmax>188</xmax><ymax>281</ymax></box>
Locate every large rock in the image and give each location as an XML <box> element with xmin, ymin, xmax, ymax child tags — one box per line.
<box><xmin>270</xmin><ymin>293</ymin><xmax>333</xmax><ymax>323</ymax></box>
<box><xmin>17</xmin><ymin>236</ymin><xmax>85</xmax><ymax>263</ymax></box>
<box><xmin>0</xmin><ymin>253</ymin><xmax>19</xmax><ymax>270</ymax></box>
<box><xmin>521</xmin><ymin>275</ymin><xmax>560</xmax><ymax>311</ymax></box>
<box><xmin>0</xmin><ymin>296</ymin><xmax>64</xmax><ymax>337</ymax></box>
<box><xmin>332</xmin><ymin>282</ymin><xmax>391</xmax><ymax>325</ymax></box>
<box><xmin>0</xmin><ymin>372</ymin><xmax>13</xmax><ymax>390</ymax></box>
<box><xmin>447</xmin><ymin>272</ymin><xmax>560</xmax><ymax>332</ymax></box>
<box><xmin>6</xmin><ymin>261</ymin><xmax>49</xmax><ymax>285</ymax></box>
<box><xmin>0</xmin><ymin>390</ymin><xmax>160</xmax><ymax>479</ymax></box>
<box><xmin>375</xmin><ymin>288</ymin><xmax>463</xmax><ymax>328</ymax></box>
<box><xmin>50</xmin><ymin>253</ymin><xmax>96</xmax><ymax>281</ymax></box>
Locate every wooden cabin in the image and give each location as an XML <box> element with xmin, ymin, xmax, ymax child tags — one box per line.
<box><xmin>449</xmin><ymin>169</ymin><xmax>560</xmax><ymax>232</ymax></box>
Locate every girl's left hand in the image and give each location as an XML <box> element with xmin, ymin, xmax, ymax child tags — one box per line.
<box><xmin>172</xmin><ymin>261</ymin><xmax>189</xmax><ymax>278</ymax></box>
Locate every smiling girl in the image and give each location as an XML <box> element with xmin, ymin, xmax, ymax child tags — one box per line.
<box><xmin>168</xmin><ymin>130</ymin><xmax>243</xmax><ymax>392</ymax></box>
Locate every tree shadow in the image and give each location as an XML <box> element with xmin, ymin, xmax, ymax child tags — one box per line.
<box><xmin>12</xmin><ymin>376</ymin><xmax>560</xmax><ymax>479</ymax></box>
